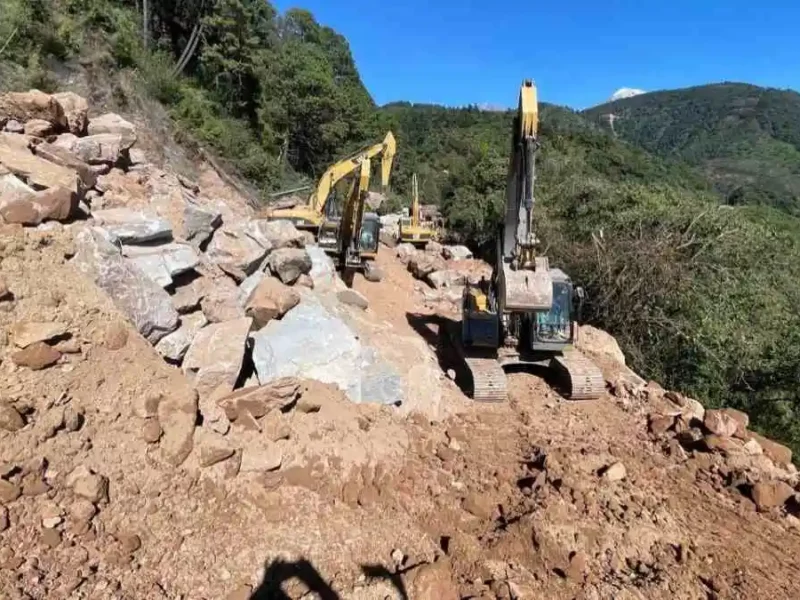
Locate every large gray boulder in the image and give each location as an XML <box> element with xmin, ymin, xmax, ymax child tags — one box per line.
<box><xmin>122</xmin><ymin>242</ymin><xmax>200</xmax><ymax>288</ymax></box>
<box><xmin>183</xmin><ymin>201</ymin><xmax>221</xmax><ymax>246</ymax></box>
<box><xmin>206</xmin><ymin>223</ymin><xmax>271</xmax><ymax>277</ymax></box>
<box><xmin>70</xmin><ymin>134</ymin><xmax>127</xmax><ymax>164</ymax></box>
<box><xmin>442</xmin><ymin>245</ymin><xmax>473</xmax><ymax>260</ymax></box>
<box><xmin>427</xmin><ymin>270</ymin><xmax>466</xmax><ymax>289</ymax></box>
<box><xmin>92</xmin><ymin>208</ymin><xmax>172</xmax><ymax>244</ymax></box>
<box><xmin>71</xmin><ymin>227</ymin><xmax>179</xmax><ymax>343</ymax></box>
<box><xmin>87</xmin><ymin>113</ymin><xmax>136</xmax><ymax>148</ymax></box>
<box><xmin>246</xmin><ymin>219</ymin><xmax>305</xmax><ymax>249</ymax></box>
<box><xmin>182</xmin><ymin>316</ymin><xmax>252</xmax><ymax>398</ymax></box>
<box><xmin>267</xmin><ymin>247</ymin><xmax>312</xmax><ymax>285</ymax></box>
<box><xmin>251</xmin><ymin>300</ymin><xmax>403</xmax><ymax>405</ymax></box>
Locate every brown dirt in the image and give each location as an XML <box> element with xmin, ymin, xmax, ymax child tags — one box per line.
<box><xmin>2</xmin><ymin>225</ymin><xmax>800</xmax><ymax>600</ymax></box>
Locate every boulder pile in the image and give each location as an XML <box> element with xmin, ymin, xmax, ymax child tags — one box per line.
<box><xmin>394</xmin><ymin>240</ymin><xmax>488</xmax><ymax>309</ymax></box>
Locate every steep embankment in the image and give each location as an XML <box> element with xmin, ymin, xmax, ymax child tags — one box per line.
<box><xmin>3</xmin><ymin>89</ymin><xmax>800</xmax><ymax>600</ymax></box>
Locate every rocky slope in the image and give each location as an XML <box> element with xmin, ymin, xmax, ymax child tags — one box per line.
<box><xmin>2</xmin><ymin>90</ymin><xmax>800</xmax><ymax>600</ymax></box>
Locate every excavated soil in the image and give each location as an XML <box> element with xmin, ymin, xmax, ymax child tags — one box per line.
<box><xmin>2</xmin><ymin>227</ymin><xmax>800</xmax><ymax>600</ymax></box>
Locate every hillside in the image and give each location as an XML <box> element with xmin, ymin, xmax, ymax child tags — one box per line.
<box><xmin>584</xmin><ymin>82</ymin><xmax>800</xmax><ymax>214</ymax></box>
<box><xmin>4</xmin><ymin>0</ymin><xmax>800</xmax><ymax>460</ymax></box>
<box><xmin>2</xmin><ymin>93</ymin><xmax>800</xmax><ymax>599</ymax></box>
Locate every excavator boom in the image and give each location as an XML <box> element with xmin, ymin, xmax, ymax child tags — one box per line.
<box><xmin>262</xmin><ymin>132</ymin><xmax>396</xmax><ymax>230</ymax></box>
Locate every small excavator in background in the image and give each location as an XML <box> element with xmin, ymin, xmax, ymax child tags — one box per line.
<box><xmin>262</xmin><ymin>132</ymin><xmax>396</xmax><ymax>234</ymax></box>
<box><xmin>317</xmin><ymin>157</ymin><xmax>383</xmax><ymax>284</ymax></box>
<box><xmin>448</xmin><ymin>79</ymin><xmax>605</xmax><ymax>402</ymax></box>
<box><xmin>399</xmin><ymin>173</ymin><xmax>443</xmax><ymax>245</ymax></box>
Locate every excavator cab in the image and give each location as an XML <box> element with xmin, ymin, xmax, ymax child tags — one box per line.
<box><xmin>530</xmin><ymin>270</ymin><xmax>582</xmax><ymax>350</ymax></box>
<box><xmin>358</xmin><ymin>213</ymin><xmax>381</xmax><ymax>257</ymax></box>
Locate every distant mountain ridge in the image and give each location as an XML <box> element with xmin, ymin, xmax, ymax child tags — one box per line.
<box><xmin>584</xmin><ymin>82</ymin><xmax>800</xmax><ymax>214</ymax></box>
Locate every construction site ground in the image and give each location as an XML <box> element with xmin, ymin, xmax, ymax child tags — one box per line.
<box><xmin>3</xmin><ymin>227</ymin><xmax>800</xmax><ymax>600</ymax></box>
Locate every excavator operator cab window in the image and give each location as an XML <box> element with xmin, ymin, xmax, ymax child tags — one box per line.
<box><xmin>534</xmin><ymin>281</ymin><xmax>572</xmax><ymax>344</ymax></box>
<box><xmin>359</xmin><ymin>219</ymin><xmax>380</xmax><ymax>253</ymax></box>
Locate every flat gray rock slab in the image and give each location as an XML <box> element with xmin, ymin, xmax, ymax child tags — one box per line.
<box><xmin>183</xmin><ymin>201</ymin><xmax>221</xmax><ymax>245</ymax></box>
<box><xmin>122</xmin><ymin>242</ymin><xmax>200</xmax><ymax>288</ymax></box>
<box><xmin>206</xmin><ymin>223</ymin><xmax>271</xmax><ymax>276</ymax></box>
<box><xmin>93</xmin><ymin>208</ymin><xmax>173</xmax><ymax>244</ymax></box>
<box><xmin>70</xmin><ymin>227</ymin><xmax>179</xmax><ymax>344</ymax></box>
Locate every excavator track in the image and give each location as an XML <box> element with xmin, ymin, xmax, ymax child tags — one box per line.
<box><xmin>464</xmin><ymin>356</ymin><xmax>508</xmax><ymax>402</ymax></box>
<box><xmin>444</xmin><ymin>322</ymin><xmax>508</xmax><ymax>402</ymax></box>
<box><xmin>552</xmin><ymin>351</ymin><xmax>605</xmax><ymax>400</ymax></box>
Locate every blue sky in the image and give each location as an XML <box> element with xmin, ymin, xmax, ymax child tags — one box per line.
<box><xmin>272</xmin><ymin>0</ymin><xmax>799</xmax><ymax>110</ymax></box>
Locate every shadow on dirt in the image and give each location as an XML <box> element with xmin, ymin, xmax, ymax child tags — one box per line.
<box><xmin>248</xmin><ymin>558</ymin><xmax>412</xmax><ymax>599</ymax></box>
<box><xmin>249</xmin><ymin>558</ymin><xmax>339</xmax><ymax>599</ymax></box>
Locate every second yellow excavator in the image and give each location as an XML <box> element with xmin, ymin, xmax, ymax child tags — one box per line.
<box><xmin>261</xmin><ymin>132</ymin><xmax>396</xmax><ymax>234</ymax></box>
<box><xmin>317</xmin><ymin>156</ymin><xmax>383</xmax><ymax>284</ymax></box>
<box><xmin>398</xmin><ymin>173</ymin><xmax>443</xmax><ymax>245</ymax></box>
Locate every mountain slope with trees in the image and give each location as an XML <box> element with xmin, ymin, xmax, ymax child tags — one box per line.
<box><xmin>2</xmin><ymin>1</ymin><xmax>800</xmax><ymax>457</ymax></box>
<box><xmin>584</xmin><ymin>82</ymin><xmax>800</xmax><ymax>214</ymax></box>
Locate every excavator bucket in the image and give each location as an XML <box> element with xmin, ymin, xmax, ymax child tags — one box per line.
<box><xmin>500</xmin><ymin>257</ymin><xmax>553</xmax><ymax>311</ymax></box>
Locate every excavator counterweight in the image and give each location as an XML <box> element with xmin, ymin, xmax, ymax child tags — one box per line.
<box><xmin>447</xmin><ymin>79</ymin><xmax>605</xmax><ymax>403</ymax></box>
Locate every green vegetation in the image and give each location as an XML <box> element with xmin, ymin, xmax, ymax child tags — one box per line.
<box><xmin>2</xmin><ymin>2</ymin><xmax>800</xmax><ymax>457</ymax></box>
<box><xmin>584</xmin><ymin>83</ymin><xmax>800</xmax><ymax>215</ymax></box>
<box><xmin>0</xmin><ymin>0</ymin><xmax>374</xmax><ymax>192</ymax></box>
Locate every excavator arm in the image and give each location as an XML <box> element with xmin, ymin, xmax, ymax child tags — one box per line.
<box><xmin>496</xmin><ymin>80</ymin><xmax>552</xmax><ymax>312</ymax></box>
<box><xmin>309</xmin><ymin>131</ymin><xmax>395</xmax><ymax>215</ymax></box>
<box><xmin>264</xmin><ymin>131</ymin><xmax>396</xmax><ymax>229</ymax></box>
<box><xmin>411</xmin><ymin>172</ymin><xmax>420</xmax><ymax>228</ymax></box>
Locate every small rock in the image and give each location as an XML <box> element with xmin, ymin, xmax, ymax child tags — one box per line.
<box><xmin>446</xmin><ymin>369</ymin><xmax>456</xmax><ymax>380</ymax></box>
<box><xmin>42</xmin><ymin>516</ymin><xmax>62</xmax><ymax>529</ymax></box>
<box><xmin>648</xmin><ymin>414</ymin><xmax>675</xmax><ymax>436</ymax></box>
<box><xmin>9</xmin><ymin>321</ymin><xmax>67</xmax><ymax>348</ymax></box>
<box><xmin>141</xmin><ymin>420</ymin><xmax>162</xmax><ymax>443</ymax></box>
<box><xmin>199</xmin><ymin>441</ymin><xmax>235</xmax><ymax>468</ymax></box>
<box><xmin>4</xmin><ymin>119</ymin><xmax>24</xmax><ymax>133</ymax></box>
<box><xmin>722</xmin><ymin>408</ymin><xmax>750</xmax><ymax>438</ymax></box>
<box><xmin>408</xmin><ymin>559</ymin><xmax>459</xmax><ymax>600</ymax></box>
<box><xmin>0</xmin><ymin>480</ymin><xmax>21</xmax><ymax>503</ymax></box>
<box><xmin>104</xmin><ymin>321</ymin><xmax>129</xmax><ymax>350</ymax></box>
<box><xmin>751</xmin><ymin>480</ymin><xmax>794</xmax><ymax>511</ymax></box>
<box><xmin>442</xmin><ymin>245</ymin><xmax>473</xmax><ymax>260</ymax></box>
<box><xmin>337</xmin><ymin>289</ymin><xmax>369</xmax><ymax>310</ymax></box>
<box><xmin>0</xmin><ymin>505</ymin><xmax>7</xmax><ymax>531</ymax></box>
<box><xmin>704</xmin><ymin>409</ymin><xmax>739</xmax><ymax>438</ymax></box>
<box><xmin>602</xmin><ymin>462</ymin><xmax>627</xmax><ymax>482</ymax></box>
<box><xmin>157</xmin><ymin>390</ymin><xmax>198</xmax><ymax>467</ymax></box>
<box><xmin>295</xmin><ymin>396</ymin><xmax>322</xmax><ymax>414</ymax></box>
<box><xmin>240</xmin><ymin>440</ymin><xmax>282</xmax><ymax>472</ymax></box>
<box><xmin>391</xmin><ymin>549</ymin><xmax>405</xmax><ymax>565</ymax></box>
<box><xmin>11</xmin><ymin>342</ymin><xmax>61</xmax><ymax>370</ymax></box>
<box><xmin>0</xmin><ymin>402</ymin><xmax>24</xmax><ymax>431</ymax></box>
<box><xmin>87</xmin><ymin>113</ymin><xmax>136</xmax><ymax>147</ymax></box>
<box><xmin>68</xmin><ymin>499</ymin><xmax>97</xmax><ymax>524</ymax></box>
<box><xmin>66</xmin><ymin>465</ymin><xmax>108</xmax><ymax>503</ymax></box>
<box><xmin>134</xmin><ymin>393</ymin><xmax>162</xmax><ymax>419</ymax></box>
<box><xmin>462</xmin><ymin>493</ymin><xmax>495</xmax><ymax>519</ymax></box>
<box><xmin>116</xmin><ymin>532</ymin><xmax>141</xmax><ymax>554</ymax></box>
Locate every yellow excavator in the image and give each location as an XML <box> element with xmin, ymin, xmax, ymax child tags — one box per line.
<box><xmin>398</xmin><ymin>173</ymin><xmax>443</xmax><ymax>245</ymax></box>
<box><xmin>447</xmin><ymin>79</ymin><xmax>605</xmax><ymax>402</ymax></box>
<box><xmin>317</xmin><ymin>156</ymin><xmax>383</xmax><ymax>284</ymax></box>
<box><xmin>261</xmin><ymin>132</ymin><xmax>396</xmax><ymax>233</ymax></box>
